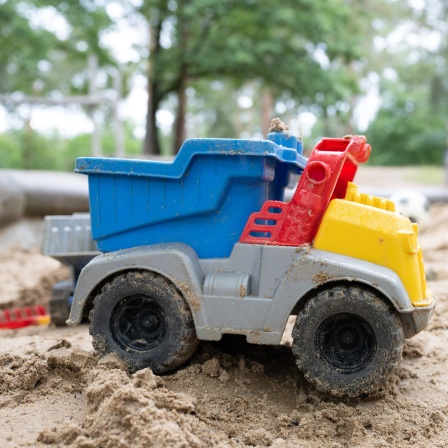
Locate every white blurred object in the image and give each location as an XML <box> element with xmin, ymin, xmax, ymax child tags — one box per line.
<box><xmin>389</xmin><ymin>190</ymin><xmax>430</xmax><ymax>228</ymax></box>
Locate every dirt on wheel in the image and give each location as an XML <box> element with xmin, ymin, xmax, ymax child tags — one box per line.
<box><xmin>1</xmin><ymin>201</ymin><xmax>448</xmax><ymax>447</ymax></box>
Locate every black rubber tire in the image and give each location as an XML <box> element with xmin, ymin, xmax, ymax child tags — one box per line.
<box><xmin>89</xmin><ymin>271</ymin><xmax>199</xmax><ymax>373</ymax></box>
<box><xmin>49</xmin><ymin>280</ymin><xmax>73</xmax><ymax>327</ymax></box>
<box><xmin>49</xmin><ymin>297</ymin><xmax>71</xmax><ymax>327</ymax></box>
<box><xmin>292</xmin><ymin>286</ymin><xmax>404</xmax><ymax>397</ymax></box>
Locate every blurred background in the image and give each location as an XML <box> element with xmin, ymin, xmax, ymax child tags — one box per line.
<box><xmin>0</xmin><ymin>0</ymin><xmax>447</xmax><ymax>172</ymax></box>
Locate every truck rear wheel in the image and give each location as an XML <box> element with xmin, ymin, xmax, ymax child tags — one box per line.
<box><xmin>89</xmin><ymin>271</ymin><xmax>199</xmax><ymax>373</ymax></box>
<box><xmin>292</xmin><ymin>286</ymin><xmax>403</xmax><ymax>397</ymax></box>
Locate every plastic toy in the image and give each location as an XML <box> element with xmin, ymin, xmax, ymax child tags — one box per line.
<box><xmin>0</xmin><ymin>306</ymin><xmax>50</xmax><ymax>330</ymax></box>
<box><xmin>43</xmin><ymin>120</ymin><xmax>434</xmax><ymax>397</ymax></box>
<box><xmin>43</xmin><ymin>213</ymin><xmax>99</xmax><ymax>326</ymax></box>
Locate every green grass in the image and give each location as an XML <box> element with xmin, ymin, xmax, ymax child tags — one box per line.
<box><xmin>402</xmin><ymin>166</ymin><xmax>445</xmax><ymax>185</ymax></box>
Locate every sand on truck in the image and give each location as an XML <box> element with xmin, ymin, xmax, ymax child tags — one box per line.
<box><xmin>1</xmin><ymin>202</ymin><xmax>448</xmax><ymax>447</ymax></box>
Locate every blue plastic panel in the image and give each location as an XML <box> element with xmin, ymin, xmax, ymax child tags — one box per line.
<box><xmin>76</xmin><ymin>136</ymin><xmax>306</xmax><ymax>258</ymax></box>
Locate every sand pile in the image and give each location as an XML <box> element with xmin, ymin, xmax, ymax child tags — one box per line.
<box><xmin>1</xmin><ymin>324</ymin><xmax>447</xmax><ymax>447</ymax></box>
<box><xmin>0</xmin><ymin>246</ymin><xmax>68</xmax><ymax>308</ymax></box>
<box><xmin>0</xmin><ymin>202</ymin><xmax>447</xmax><ymax>447</ymax></box>
<box><xmin>33</xmin><ymin>350</ymin><xmax>226</xmax><ymax>448</ymax></box>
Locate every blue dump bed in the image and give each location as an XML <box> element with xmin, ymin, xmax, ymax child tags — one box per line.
<box><xmin>75</xmin><ymin>134</ymin><xmax>307</xmax><ymax>258</ymax></box>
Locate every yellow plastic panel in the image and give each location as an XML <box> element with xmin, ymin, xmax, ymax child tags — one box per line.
<box><xmin>314</xmin><ymin>184</ymin><xmax>430</xmax><ymax>307</ymax></box>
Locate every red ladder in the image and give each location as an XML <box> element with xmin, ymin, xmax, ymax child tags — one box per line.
<box><xmin>239</xmin><ymin>135</ymin><xmax>371</xmax><ymax>246</ymax></box>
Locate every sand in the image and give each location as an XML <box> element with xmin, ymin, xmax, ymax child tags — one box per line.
<box><xmin>1</xmin><ymin>204</ymin><xmax>448</xmax><ymax>447</ymax></box>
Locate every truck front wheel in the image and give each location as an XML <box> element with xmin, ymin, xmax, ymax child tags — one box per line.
<box><xmin>292</xmin><ymin>286</ymin><xmax>404</xmax><ymax>397</ymax></box>
<box><xmin>89</xmin><ymin>271</ymin><xmax>199</xmax><ymax>373</ymax></box>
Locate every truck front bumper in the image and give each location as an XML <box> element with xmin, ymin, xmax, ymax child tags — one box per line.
<box><xmin>400</xmin><ymin>300</ymin><xmax>436</xmax><ymax>338</ymax></box>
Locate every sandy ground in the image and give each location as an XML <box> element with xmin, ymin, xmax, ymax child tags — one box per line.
<box><xmin>1</xmin><ymin>194</ymin><xmax>448</xmax><ymax>446</ymax></box>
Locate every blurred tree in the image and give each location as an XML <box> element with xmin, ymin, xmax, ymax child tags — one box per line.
<box><xmin>0</xmin><ymin>0</ymin><xmax>116</xmax><ymax>165</ymax></box>
<box><xmin>364</xmin><ymin>0</ymin><xmax>448</xmax><ymax>165</ymax></box>
<box><xmin>0</xmin><ymin>0</ymin><xmax>113</xmax><ymax>95</ymax></box>
<box><xmin>138</xmin><ymin>0</ymin><xmax>367</xmax><ymax>154</ymax></box>
<box><xmin>0</xmin><ymin>124</ymin><xmax>143</xmax><ymax>170</ymax></box>
<box><xmin>0</xmin><ymin>1</ymin><xmax>56</xmax><ymax>93</ymax></box>
<box><xmin>367</xmin><ymin>83</ymin><xmax>446</xmax><ymax>165</ymax></box>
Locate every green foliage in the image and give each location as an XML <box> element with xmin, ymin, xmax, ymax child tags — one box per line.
<box><xmin>366</xmin><ymin>105</ymin><xmax>446</xmax><ymax>165</ymax></box>
<box><xmin>0</xmin><ymin>132</ymin><xmax>22</xmax><ymax>168</ymax></box>
<box><xmin>0</xmin><ymin>126</ymin><xmax>143</xmax><ymax>171</ymax></box>
<box><xmin>187</xmin><ymin>80</ymin><xmax>239</xmax><ymax>138</ymax></box>
<box><xmin>140</xmin><ymin>0</ymin><xmax>368</xmax><ymax>153</ymax></box>
<box><xmin>0</xmin><ymin>130</ymin><xmax>66</xmax><ymax>170</ymax></box>
<box><xmin>403</xmin><ymin>166</ymin><xmax>444</xmax><ymax>184</ymax></box>
<box><xmin>0</xmin><ymin>0</ymin><xmax>114</xmax><ymax>96</ymax></box>
<box><xmin>364</xmin><ymin>0</ymin><xmax>448</xmax><ymax>166</ymax></box>
<box><xmin>0</xmin><ymin>1</ymin><xmax>57</xmax><ymax>93</ymax></box>
<box><xmin>1</xmin><ymin>0</ymin><xmax>446</xmax><ymax>166</ymax></box>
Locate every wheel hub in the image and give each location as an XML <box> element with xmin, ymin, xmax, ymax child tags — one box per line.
<box><xmin>340</xmin><ymin>330</ymin><xmax>357</xmax><ymax>348</ymax></box>
<box><xmin>316</xmin><ymin>313</ymin><xmax>376</xmax><ymax>374</ymax></box>
<box><xmin>141</xmin><ymin>314</ymin><xmax>158</xmax><ymax>330</ymax></box>
<box><xmin>110</xmin><ymin>295</ymin><xmax>167</xmax><ymax>352</ymax></box>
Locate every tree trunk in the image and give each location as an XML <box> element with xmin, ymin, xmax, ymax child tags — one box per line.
<box><xmin>23</xmin><ymin>113</ymin><xmax>33</xmax><ymax>170</ymax></box>
<box><xmin>261</xmin><ymin>88</ymin><xmax>274</xmax><ymax>137</ymax></box>
<box><xmin>322</xmin><ymin>108</ymin><xmax>331</xmax><ymax>137</ymax></box>
<box><xmin>144</xmin><ymin>87</ymin><xmax>160</xmax><ymax>155</ymax></box>
<box><xmin>444</xmin><ymin>150</ymin><xmax>448</xmax><ymax>185</ymax></box>
<box><xmin>144</xmin><ymin>19</ymin><xmax>161</xmax><ymax>155</ymax></box>
<box><xmin>173</xmin><ymin>6</ymin><xmax>188</xmax><ymax>155</ymax></box>
<box><xmin>233</xmin><ymin>108</ymin><xmax>242</xmax><ymax>138</ymax></box>
<box><xmin>88</xmin><ymin>54</ymin><xmax>102</xmax><ymax>157</ymax></box>
<box><xmin>173</xmin><ymin>74</ymin><xmax>187</xmax><ymax>154</ymax></box>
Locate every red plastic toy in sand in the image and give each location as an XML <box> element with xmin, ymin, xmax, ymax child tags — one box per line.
<box><xmin>0</xmin><ymin>305</ymin><xmax>50</xmax><ymax>330</ymax></box>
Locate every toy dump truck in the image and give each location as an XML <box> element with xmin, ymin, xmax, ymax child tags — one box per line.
<box><xmin>44</xmin><ymin>125</ymin><xmax>434</xmax><ymax>397</ymax></box>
